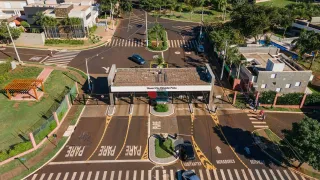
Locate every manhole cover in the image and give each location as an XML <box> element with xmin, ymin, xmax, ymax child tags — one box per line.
<box><xmin>175</xmin><ymin>51</ymin><xmax>180</xmax><ymax>54</ymax></box>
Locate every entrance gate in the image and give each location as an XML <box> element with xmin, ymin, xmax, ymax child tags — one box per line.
<box><xmin>71</xmin><ymin>94</ymin><xmax>109</xmax><ymax>105</ymax></box>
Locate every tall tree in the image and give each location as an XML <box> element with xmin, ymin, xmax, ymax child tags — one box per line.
<box><xmin>184</xmin><ymin>0</ymin><xmax>205</xmax><ymax>20</ymax></box>
<box><xmin>292</xmin><ymin>30</ymin><xmax>320</xmax><ymax>69</ymax></box>
<box><xmin>120</xmin><ymin>0</ymin><xmax>133</xmax><ymax>15</ymax></box>
<box><xmin>0</xmin><ymin>22</ymin><xmax>21</xmax><ymax>44</ymax></box>
<box><xmin>278</xmin><ymin>8</ymin><xmax>294</xmax><ymax>38</ymax></box>
<box><xmin>282</xmin><ymin>117</ymin><xmax>320</xmax><ymax>170</ymax></box>
<box><xmin>226</xmin><ymin>47</ymin><xmax>243</xmax><ymax>79</ymax></box>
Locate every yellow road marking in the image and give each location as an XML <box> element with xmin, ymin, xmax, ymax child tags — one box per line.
<box><xmin>210</xmin><ymin>113</ymin><xmax>249</xmax><ymax>169</ymax></box>
<box><xmin>141</xmin><ymin>140</ymin><xmax>148</xmax><ymax>160</ymax></box>
<box><xmin>115</xmin><ymin>115</ymin><xmax>132</xmax><ymax>160</ymax></box>
<box><xmin>180</xmin><ymin>160</ymin><xmax>186</xmax><ymax>170</ymax></box>
<box><xmin>86</xmin><ymin>116</ymin><xmax>112</xmax><ymax>161</ymax></box>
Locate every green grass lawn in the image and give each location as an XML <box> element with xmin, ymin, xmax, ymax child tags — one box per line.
<box><xmin>155</xmin><ymin>138</ymin><xmax>174</xmax><ymax>158</ymax></box>
<box><xmin>0</xmin><ymin>67</ymin><xmax>77</xmax><ymax>151</ymax></box>
<box><xmin>257</xmin><ymin>0</ymin><xmax>296</xmax><ymax>8</ymax></box>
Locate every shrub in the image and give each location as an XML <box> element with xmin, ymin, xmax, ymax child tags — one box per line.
<box><xmin>45</xmin><ymin>39</ymin><xmax>84</xmax><ymax>45</ymax></box>
<box><xmin>8</xmin><ymin>142</ymin><xmax>33</xmax><ymax>157</ymax></box>
<box><xmin>89</xmin><ymin>25</ymin><xmax>98</xmax><ymax>34</ymax></box>
<box><xmin>304</xmin><ymin>94</ymin><xmax>320</xmax><ymax>106</ymax></box>
<box><xmin>0</xmin><ymin>151</ymin><xmax>9</xmax><ymax>161</ymax></box>
<box><xmin>154</xmin><ymin>104</ymin><xmax>169</xmax><ymax>112</ymax></box>
<box><xmin>276</xmin><ymin>93</ymin><xmax>304</xmax><ymax>105</ymax></box>
<box><xmin>259</xmin><ymin>91</ymin><xmax>276</xmax><ymax>104</ymax></box>
<box><xmin>20</xmin><ymin>21</ymin><xmax>30</xmax><ymax>28</ymax></box>
<box><xmin>0</xmin><ymin>60</ymin><xmax>11</xmax><ymax>84</ymax></box>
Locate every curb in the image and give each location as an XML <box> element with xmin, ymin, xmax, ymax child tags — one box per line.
<box><xmin>149</xmin><ymin>104</ymin><xmax>175</xmax><ymax>117</ymax></box>
<box><xmin>22</xmin><ymin>105</ymin><xmax>86</xmax><ymax>180</ymax></box>
<box><xmin>148</xmin><ymin>136</ymin><xmax>179</xmax><ymax>165</ymax></box>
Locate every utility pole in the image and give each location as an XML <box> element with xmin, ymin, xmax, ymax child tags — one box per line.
<box><xmin>145</xmin><ymin>11</ymin><xmax>148</xmax><ymax>47</ymax></box>
<box><xmin>127</xmin><ymin>12</ymin><xmax>131</xmax><ymax>32</ymax></box>
<box><xmin>220</xmin><ymin>40</ymin><xmax>228</xmax><ymax>80</ymax></box>
<box><xmin>6</xmin><ymin>23</ymin><xmax>22</xmax><ymax>64</ymax></box>
<box><xmin>85</xmin><ymin>58</ymin><xmax>91</xmax><ymax>92</ymax></box>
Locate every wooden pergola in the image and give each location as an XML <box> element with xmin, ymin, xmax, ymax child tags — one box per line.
<box><xmin>4</xmin><ymin>79</ymin><xmax>44</xmax><ymax>100</ymax></box>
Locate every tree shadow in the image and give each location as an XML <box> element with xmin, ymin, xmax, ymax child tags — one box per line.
<box><xmin>153</xmin><ymin>134</ymin><xmax>175</xmax><ymax>156</ymax></box>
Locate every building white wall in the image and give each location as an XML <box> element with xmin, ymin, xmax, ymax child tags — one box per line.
<box><xmin>292</xmin><ymin>22</ymin><xmax>320</xmax><ymax>33</ymax></box>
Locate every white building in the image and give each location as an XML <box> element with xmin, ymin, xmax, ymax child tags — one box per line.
<box><xmin>0</xmin><ymin>0</ymin><xmax>33</xmax><ymax>20</ymax></box>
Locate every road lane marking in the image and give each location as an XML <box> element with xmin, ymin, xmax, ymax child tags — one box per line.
<box><xmin>191</xmin><ymin>135</ymin><xmax>216</xmax><ymax>170</ymax></box>
<box><xmin>63</xmin><ymin>172</ymin><xmax>69</xmax><ymax>180</ymax></box>
<box><xmin>234</xmin><ymin>169</ymin><xmax>241</xmax><ymax>180</ymax></box>
<box><xmin>241</xmin><ymin>169</ymin><xmax>248</xmax><ymax>180</ymax></box>
<box><xmin>206</xmin><ymin>169</ymin><xmax>212</xmax><ymax>180</ymax></box>
<box><xmin>276</xmin><ymin>169</ymin><xmax>285</xmax><ymax>180</ymax></box>
<box><xmin>110</xmin><ymin>171</ymin><xmax>115</xmax><ymax>180</ymax></box>
<box><xmin>39</xmin><ymin>174</ymin><xmax>45</xmax><ymax>180</ymax></box>
<box><xmin>269</xmin><ymin>170</ymin><xmax>277</xmax><ymax>180</ymax></box>
<box><xmin>227</xmin><ymin>169</ymin><xmax>234</xmax><ymax>180</ymax></box>
<box><xmin>283</xmin><ymin>170</ymin><xmax>292</xmax><ymax>180</ymax></box>
<box><xmin>156</xmin><ymin>170</ymin><xmax>159</xmax><ymax>180</ymax></box>
<box><xmin>48</xmin><ymin>173</ymin><xmax>54</xmax><ymax>180</ymax></box>
<box><xmin>115</xmin><ymin>115</ymin><xmax>132</xmax><ymax>159</ymax></box>
<box><xmin>87</xmin><ymin>116</ymin><xmax>112</xmax><ymax>160</ymax></box>
<box><xmin>199</xmin><ymin>169</ymin><xmax>204</xmax><ymax>180</ymax></box>
<box><xmin>251</xmin><ymin>121</ymin><xmax>267</xmax><ymax>124</ymax></box>
<box><xmin>262</xmin><ymin>169</ymin><xmax>270</xmax><ymax>180</ymax></box>
<box><xmin>79</xmin><ymin>172</ymin><xmax>84</xmax><ymax>180</ymax></box>
<box><xmin>213</xmin><ymin>170</ymin><xmax>219</xmax><ymax>180</ymax></box>
<box><xmin>170</xmin><ymin>170</ymin><xmax>174</xmax><ymax>180</ymax></box>
<box><xmin>102</xmin><ymin>171</ymin><xmax>107</xmax><ymax>180</ymax></box>
<box><xmin>55</xmin><ymin>173</ymin><xmax>61</xmax><ymax>180</ymax></box>
<box><xmin>148</xmin><ymin>170</ymin><xmax>152</xmax><ymax>180</ymax></box>
<box><xmin>86</xmin><ymin>171</ymin><xmax>91</xmax><ymax>180</ymax></box>
<box><xmin>71</xmin><ymin>172</ymin><xmax>77</xmax><ymax>180</ymax></box>
<box><xmin>118</xmin><ymin>170</ymin><xmax>122</xmax><ymax>180</ymax></box>
<box><xmin>133</xmin><ymin>170</ymin><xmax>137</xmax><ymax>180</ymax></box>
<box><xmin>255</xmin><ymin>169</ymin><xmax>263</xmax><ymax>180</ymax></box>
<box><xmin>290</xmin><ymin>171</ymin><xmax>299</xmax><ymax>180</ymax></box>
<box><xmin>141</xmin><ymin>170</ymin><xmax>144</xmax><ymax>180</ymax></box>
<box><xmin>125</xmin><ymin>170</ymin><xmax>129</xmax><ymax>180</ymax></box>
<box><xmin>95</xmin><ymin>171</ymin><xmax>100</xmax><ymax>180</ymax></box>
<box><xmin>253</xmin><ymin>125</ymin><xmax>269</xmax><ymax>128</ymax></box>
<box><xmin>49</xmin><ymin>159</ymin><xmax>149</xmax><ymax>165</ymax></box>
<box><xmin>248</xmin><ymin>169</ymin><xmax>255</xmax><ymax>180</ymax></box>
<box><xmin>220</xmin><ymin>169</ymin><xmax>226</xmax><ymax>180</ymax></box>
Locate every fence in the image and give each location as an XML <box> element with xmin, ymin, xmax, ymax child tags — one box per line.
<box><xmin>0</xmin><ymin>83</ymin><xmax>78</xmax><ymax>163</ymax></box>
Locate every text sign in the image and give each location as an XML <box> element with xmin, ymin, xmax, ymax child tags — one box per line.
<box><xmin>125</xmin><ymin>146</ymin><xmax>142</xmax><ymax>156</ymax></box>
<box><xmin>250</xmin><ymin>160</ymin><xmax>265</xmax><ymax>165</ymax></box>
<box><xmin>65</xmin><ymin>146</ymin><xmax>85</xmax><ymax>157</ymax></box>
<box><xmin>152</xmin><ymin>121</ymin><xmax>161</xmax><ymax>130</ymax></box>
<box><xmin>98</xmin><ymin>146</ymin><xmax>116</xmax><ymax>156</ymax></box>
<box><xmin>216</xmin><ymin>159</ymin><xmax>235</xmax><ymax>164</ymax></box>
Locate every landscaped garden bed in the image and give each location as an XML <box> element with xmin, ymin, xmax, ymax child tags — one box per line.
<box><xmin>148</xmin><ymin>24</ymin><xmax>168</xmax><ymax>51</ymax></box>
<box><xmin>154</xmin><ymin>138</ymin><xmax>174</xmax><ymax>158</ymax></box>
<box><xmin>154</xmin><ymin>104</ymin><xmax>169</xmax><ymax>112</ymax></box>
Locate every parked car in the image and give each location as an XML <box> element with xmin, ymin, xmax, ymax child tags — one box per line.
<box><xmin>197</xmin><ymin>44</ymin><xmax>204</xmax><ymax>54</ymax></box>
<box><xmin>177</xmin><ymin>170</ymin><xmax>200</xmax><ymax>180</ymax></box>
<box><xmin>175</xmin><ymin>140</ymin><xmax>195</xmax><ymax>161</ymax></box>
<box><xmin>130</xmin><ymin>54</ymin><xmax>146</xmax><ymax>65</ymax></box>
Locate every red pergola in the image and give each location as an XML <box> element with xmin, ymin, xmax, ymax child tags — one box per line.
<box><xmin>3</xmin><ymin>79</ymin><xmax>44</xmax><ymax>100</ymax></box>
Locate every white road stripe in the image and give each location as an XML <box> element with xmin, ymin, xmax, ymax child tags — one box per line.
<box><xmin>125</xmin><ymin>40</ymin><xmax>128</xmax><ymax>47</ymax></box>
<box><xmin>248</xmin><ymin>169</ymin><xmax>256</xmax><ymax>180</ymax></box>
<box><xmin>283</xmin><ymin>170</ymin><xmax>292</xmax><ymax>180</ymax></box>
<box><xmin>71</xmin><ymin>172</ymin><xmax>77</xmax><ymax>180</ymax></box>
<box><xmin>110</xmin><ymin>171</ymin><xmax>115</xmax><ymax>180</ymax></box>
<box><xmin>63</xmin><ymin>172</ymin><xmax>69</xmax><ymax>180</ymax></box>
<box><xmin>168</xmin><ymin>40</ymin><xmax>170</xmax><ymax>48</ymax></box>
<box><xmin>227</xmin><ymin>169</ymin><xmax>234</xmax><ymax>180</ymax></box>
<box><xmin>170</xmin><ymin>170</ymin><xmax>174</xmax><ymax>180</ymax></box>
<box><xmin>249</xmin><ymin>117</ymin><xmax>257</xmax><ymax>120</ymax></box>
<box><xmin>174</xmin><ymin>40</ymin><xmax>177</xmax><ymax>47</ymax></box>
<box><xmin>220</xmin><ymin>169</ymin><xmax>226</xmax><ymax>180</ymax></box>
<box><xmin>252</xmin><ymin>121</ymin><xmax>267</xmax><ymax>124</ymax></box>
<box><xmin>269</xmin><ymin>170</ymin><xmax>277</xmax><ymax>180</ymax></box>
<box><xmin>206</xmin><ymin>169</ymin><xmax>212</xmax><ymax>180</ymax></box>
<box><xmin>131</xmin><ymin>39</ymin><xmax>134</xmax><ymax>47</ymax></box>
<box><xmin>290</xmin><ymin>171</ymin><xmax>299</xmax><ymax>180</ymax></box>
<box><xmin>213</xmin><ymin>170</ymin><xmax>219</xmax><ymax>180</ymax></box>
<box><xmin>125</xmin><ymin>170</ymin><xmax>129</xmax><ymax>180</ymax></box>
<box><xmin>95</xmin><ymin>171</ymin><xmax>100</xmax><ymax>180</ymax></box>
<box><xmin>241</xmin><ymin>169</ymin><xmax>248</xmax><ymax>180</ymax></box>
<box><xmin>300</xmin><ymin>175</ymin><xmax>307</xmax><ymax>180</ymax></box>
<box><xmin>55</xmin><ymin>173</ymin><xmax>61</xmax><ymax>180</ymax></box>
<box><xmin>262</xmin><ymin>169</ymin><xmax>270</xmax><ymax>180</ymax></box>
<box><xmin>48</xmin><ymin>173</ymin><xmax>54</xmax><ymax>180</ymax></box>
<box><xmin>118</xmin><ymin>170</ymin><xmax>122</xmax><ymax>180</ymax></box>
<box><xmin>133</xmin><ymin>170</ymin><xmax>137</xmax><ymax>180</ymax></box>
<box><xmin>276</xmin><ymin>169</ymin><xmax>285</xmax><ymax>180</ymax></box>
<box><xmin>163</xmin><ymin>170</ymin><xmax>167</xmax><ymax>180</ymax></box>
<box><xmin>254</xmin><ymin>125</ymin><xmax>269</xmax><ymax>128</ymax></box>
<box><xmin>235</xmin><ymin>169</ymin><xmax>241</xmax><ymax>180</ymax></box>
<box><xmin>111</xmin><ymin>39</ymin><xmax>115</xmax><ymax>46</ymax></box>
<box><xmin>199</xmin><ymin>169</ymin><xmax>204</xmax><ymax>180</ymax></box>
<box><xmin>39</xmin><ymin>174</ymin><xmax>45</xmax><ymax>180</ymax></box>
<box><xmin>141</xmin><ymin>170</ymin><xmax>144</xmax><ymax>180</ymax></box>
<box><xmin>102</xmin><ymin>171</ymin><xmax>107</xmax><ymax>180</ymax></box>
<box><xmin>255</xmin><ymin>169</ymin><xmax>263</xmax><ymax>180</ymax></box>
<box><xmin>156</xmin><ymin>170</ymin><xmax>159</xmax><ymax>180</ymax></box>
<box><xmin>79</xmin><ymin>172</ymin><xmax>84</xmax><ymax>180</ymax></box>
<box><xmin>176</xmin><ymin>40</ymin><xmax>180</xmax><ymax>47</ymax></box>
<box><xmin>148</xmin><ymin>170</ymin><xmax>152</xmax><ymax>180</ymax></box>
<box><xmin>122</xmin><ymin>39</ymin><xmax>125</xmax><ymax>46</ymax></box>
<box><xmin>180</xmin><ymin>40</ymin><xmax>183</xmax><ymax>47</ymax></box>
<box><xmin>87</xmin><ymin>171</ymin><xmax>92</xmax><ymax>180</ymax></box>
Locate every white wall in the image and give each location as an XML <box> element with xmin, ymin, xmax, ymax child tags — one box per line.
<box><xmin>292</xmin><ymin>22</ymin><xmax>320</xmax><ymax>33</ymax></box>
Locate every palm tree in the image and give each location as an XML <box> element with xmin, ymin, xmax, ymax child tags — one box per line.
<box><xmin>226</xmin><ymin>47</ymin><xmax>243</xmax><ymax>79</ymax></box>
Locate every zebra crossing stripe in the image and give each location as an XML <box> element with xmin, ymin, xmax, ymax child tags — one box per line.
<box><xmin>234</xmin><ymin>169</ymin><xmax>241</xmax><ymax>180</ymax></box>
<box><xmin>141</xmin><ymin>170</ymin><xmax>144</xmax><ymax>180</ymax></box>
<box><xmin>102</xmin><ymin>171</ymin><xmax>107</xmax><ymax>180</ymax></box>
<box><xmin>39</xmin><ymin>173</ymin><xmax>45</xmax><ymax>180</ymax></box>
<box><xmin>254</xmin><ymin>125</ymin><xmax>269</xmax><ymax>128</ymax></box>
<box><xmin>63</xmin><ymin>172</ymin><xmax>69</xmax><ymax>180</ymax></box>
<box><xmin>252</xmin><ymin>121</ymin><xmax>267</xmax><ymax>124</ymax></box>
<box><xmin>277</xmin><ymin>169</ymin><xmax>285</xmax><ymax>180</ymax></box>
<box><xmin>241</xmin><ymin>169</ymin><xmax>248</xmax><ymax>180</ymax></box>
<box><xmin>290</xmin><ymin>170</ymin><xmax>300</xmax><ymax>180</ymax></box>
<box><xmin>206</xmin><ymin>169</ymin><xmax>212</xmax><ymax>180</ymax></box>
<box><xmin>220</xmin><ymin>169</ymin><xmax>226</xmax><ymax>180</ymax></box>
<box><xmin>248</xmin><ymin>169</ymin><xmax>256</xmax><ymax>180</ymax></box>
<box><xmin>86</xmin><ymin>171</ymin><xmax>91</xmax><ymax>180</ymax></box>
<box><xmin>148</xmin><ymin>170</ymin><xmax>152</xmax><ymax>180</ymax></box>
<box><xmin>79</xmin><ymin>172</ymin><xmax>84</xmax><ymax>180</ymax></box>
<box><xmin>133</xmin><ymin>170</ymin><xmax>137</xmax><ymax>180</ymax></box>
<box><xmin>55</xmin><ymin>173</ymin><xmax>61</xmax><ymax>180</ymax></box>
<box><xmin>300</xmin><ymin>175</ymin><xmax>306</xmax><ymax>180</ymax></box>
<box><xmin>118</xmin><ymin>170</ymin><xmax>122</xmax><ymax>180</ymax></box>
<box><xmin>199</xmin><ymin>169</ymin><xmax>204</xmax><ymax>180</ymax></box>
<box><xmin>213</xmin><ymin>170</ymin><xmax>219</xmax><ymax>180</ymax></box>
<box><xmin>95</xmin><ymin>171</ymin><xmax>100</xmax><ymax>180</ymax></box>
<box><xmin>125</xmin><ymin>170</ymin><xmax>129</xmax><ymax>180</ymax></box>
<box><xmin>283</xmin><ymin>170</ymin><xmax>292</xmax><ymax>180</ymax></box>
<box><xmin>156</xmin><ymin>170</ymin><xmax>159</xmax><ymax>180</ymax></box>
<box><xmin>262</xmin><ymin>169</ymin><xmax>270</xmax><ymax>180</ymax></box>
<box><xmin>269</xmin><ymin>170</ymin><xmax>277</xmax><ymax>180</ymax></box>
<box><xmin>170</xmin><ymin>170</ymin><xmax>174</xmax><ymax>180</ymax></box>
<box><xmin>227</xmin><ymin>169</ymin><xmax>234</xmax><ymax>180</ymax></box>
<box><xmin>48</xmin><ymin>173</ymin><xmax>54</xmax><ymax>180</ymax></box>
<box><xmin>255</xmin><ymin>169</ymin><xmax>263</xmax><ymax>180</ymax></box>
<box><xmin>71</xmin><ymin>172</ymin><xmax>77</xmax><ymax>180</ymax></box>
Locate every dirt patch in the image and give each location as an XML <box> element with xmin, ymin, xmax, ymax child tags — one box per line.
<box><xmin>28</xmin><ymin>101</ymin><xmax>35</xmax><ymax>106</ymax></box>
<box><xmin>13</xmin><ymin>103</ymin><xmax>19</xmax><ymax>109</ymax></box>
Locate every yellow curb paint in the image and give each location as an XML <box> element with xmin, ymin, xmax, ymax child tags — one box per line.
<box><xmin>210</xmin><ymin>113</ymin><xmax>249</xmax><ymax>169</ymax></box>
<box><xmin>115</xmin><ymin>115</ymin><xmax>132</xmax><ymax>160</ymax></box>
<box><xmin>141</xmin><ymin>140</ymin><xmax>148</xmax><ymax>160</ymax></box>
<box><xmin>87</xmin><ymin>116</ymin><xmax>112</xmax><ymax>161</ymax></box>
<box><xmin>180</xmin><ymin>160</ymin><xmax>186</xmax><ymax>170</ymax></box>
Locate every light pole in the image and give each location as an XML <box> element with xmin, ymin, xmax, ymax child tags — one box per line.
<box><xmin>220</xmin><ymin>40</ymin><xmax>228</xmax><ymax>80</ymax></box>
<box><xmin>145</xmin><ymin>11</ymin><xmax>148</xmax><ymax>47</ymax></box>
<box><xmin>6</xmin><ymin>23</ymin><xmax>22</xmax><ymax>64</ymax></box>
<box><xmin>85</xmin><ymin>58</ymin><xmax>92</xmax><ymax>92</ymax></box>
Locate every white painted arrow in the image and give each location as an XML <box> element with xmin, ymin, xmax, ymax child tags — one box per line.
<box><xmin>215</xmin><ymin>146</ymin><xmax>222</xmax><ymax>154</ymax></box>
<box><xmin>244</xmin><ymin>147</ymin><xmax>251</xmax><ymax>155</ymax></box>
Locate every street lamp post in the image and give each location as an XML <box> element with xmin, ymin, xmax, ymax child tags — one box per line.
<box><xmin>145</xmin><ymin>11</ymin><xmax>148</xmax><ymax>47</ymax></box>
<box><xmin>85</xmin><ymin>58</ymin><xmax>91</xmax><ymax>92</ymax></box>
<box><xmin>6</xmin><ymin>23</ymin><xmax>22</xmax><ymax>64</ymax></box>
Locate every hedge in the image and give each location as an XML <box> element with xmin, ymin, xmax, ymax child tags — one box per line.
<box><xmin>154</xmin><ymin>104</ymin><xmax>169</xmax><ymax>112</ymax></box>
<box><xmin>276</xmin><ymin>93</ymin><xmax>304</xmax><ymax>105</ymax></box>
<box><xmin>0</xmin><ymin>141</ymin><xmax>33</xmax><ymax>162</ymax></box>
<box><xmin>259</xmin><ymin>91</ymin><xmax>276</xmax><ymax>104</ymax></box>
<box><xmin>45</xmin><ymin>39</ymin><xmax>84</xmax><ymax>45</ymax></box>
<box><xmin>304</xmin><ymin>93</ymin><xmax>320</xmax><ymax>106</ymax></box>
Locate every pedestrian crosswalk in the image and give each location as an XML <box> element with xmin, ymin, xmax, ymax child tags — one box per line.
<box><xmin>168</xmin><ymin>39</ymin><xmax>199</xmax><ymax>48</ymax></box>
<box><xmin>28</xmin><ymin>168</ymin><xmax>309</xmax><ymax>180</ymax></box>
<box><xmin>43</xmin><ymin>51</ymin><xmax>80</xmax><ymax>67</ymax></box>
<box><xmin>130</xmin><ymin>12</ymin><xmax>145</xmax><ymax>25</ymax></box>
<box><xmin>105</xmin><ymin>39</ymin><xmax>199</xmax><ymax>49</ymax></box>
<box><xmin>247</xmin><ymin>112</ymin><xmax>269</xmax><ymax>129</ymax></box>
